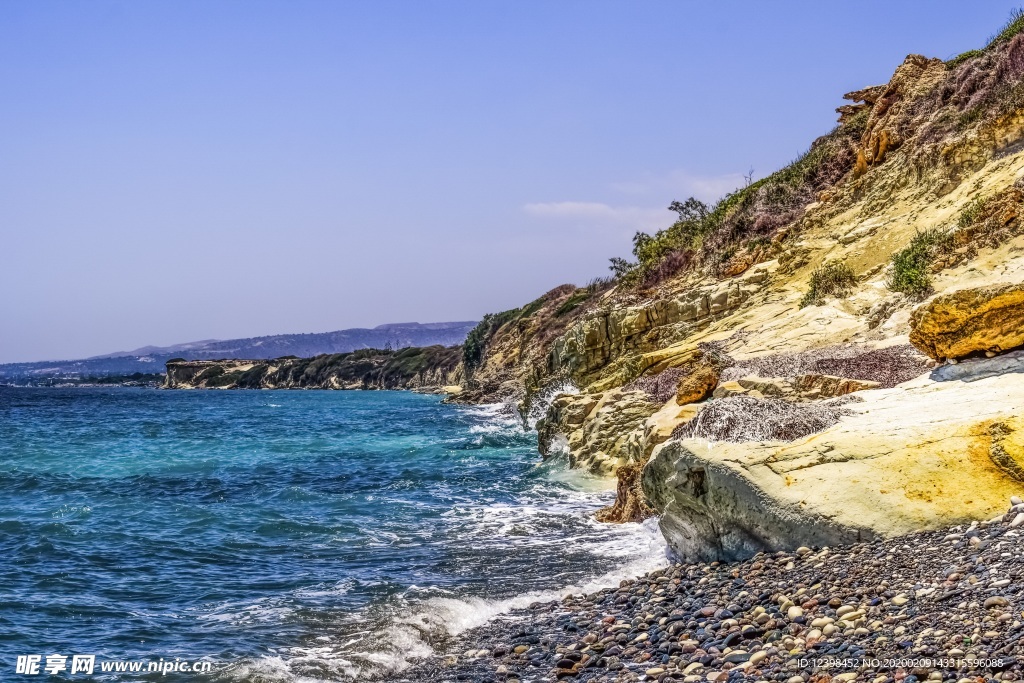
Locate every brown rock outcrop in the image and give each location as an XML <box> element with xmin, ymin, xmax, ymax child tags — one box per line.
<box><xmin>909</xmin><ymin>282</ymin><xmax>1024</xmax><ymax>360</ymax></box>
<box><xmin>675</xmin><ymin>365</ymin><xmax>719</xmax><ymax>405</ymax></box>
<box><xmin>595</xmin><ymin>462</ymin><xmax>654</xmax><ymax>523</ymax></box>
<box><xmin>853</xmin><ymin>54</ymin><xmax>946</xmax><ymax>169</ymax></box>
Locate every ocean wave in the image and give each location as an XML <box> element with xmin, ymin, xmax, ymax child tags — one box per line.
<box><xmin>214</xmin><ymin>512</ymin><xmax>666</xmax><ymax>682</ymax></box>
<box><xmin>341</xmin><ymin>518</ymin><xmax>664</xmax><ymax>681</ymax></box>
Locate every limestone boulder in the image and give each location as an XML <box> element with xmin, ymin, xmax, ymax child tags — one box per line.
<box><xmin>910</xmin><ymin>282</ymin><xmax>1024</xmax><ymax>360</ymax></box>
<box><xmin>597</xmin><ymin>400</ymin><xmax>702</xmax><ymax>524</ymax></box>
<box><xmin>643</xmin><ymin>351</ymin><xmax>1024</xmax><ymax>562</ymax></box>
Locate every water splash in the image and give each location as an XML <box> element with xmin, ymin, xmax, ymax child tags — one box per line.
<box><xmin>525</xmin><ymin>379</ymin><xmax>580</xmax><ymax>429</ymax></box>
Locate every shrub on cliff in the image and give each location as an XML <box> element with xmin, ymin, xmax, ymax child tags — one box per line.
<box><xmin>958</xmin><ymin>196</ymin><xmax>990</xmax><ymax>229</ymax></box>
<box><xmin>887</xmin><ymin>229</ymin><xmax>952</xmax><ymax>297</ymax></box>
<box><xmin>462</xmin><ymin>309</ymin><xmax>520</xmax><ymax>373</ymax></box>
<box><xmin>555</xmin><ymin>289</ymin><xmax>592</xmax><ymax>317</ymax></box>
<box><xmin>991</xmin><ymin>8</ymin><xmax>1024</xmax><ymax>46</ymax></box>
<box><xmin>923</xmin><ymin>12</ymin><xmax>1024</xmax><ymax>142</ymax></box>
<box><xmin>800</xmin><ymin>261</ymin><xmax>857</xmax><ymax>307</ymax></box>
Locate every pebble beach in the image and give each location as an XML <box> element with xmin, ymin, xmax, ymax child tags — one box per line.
<box><xmin>399</xmin><ymin>497</ymin><xmax>1024</xmax><ymax>683</ymax></box>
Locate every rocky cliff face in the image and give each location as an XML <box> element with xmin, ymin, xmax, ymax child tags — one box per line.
<box><xmin>461</xmin><ymin>30</ymin><xmax>1024</xmax><ymax>556</ymax></box>
<box><xmin>164</xmin><ymin>346</ymin><xmax>463</xmax><ymax>391</ymax></box>
<box><xmin>162</xmin><ymin>25</ymin><xmax>1024</xmax><ymax>562</ymax></box>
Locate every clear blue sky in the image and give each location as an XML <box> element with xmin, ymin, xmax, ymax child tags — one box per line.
<box><xmin>1</xmin><ymin>1</ymin><xmax>1019</xmax><ymax>362</ymax></box>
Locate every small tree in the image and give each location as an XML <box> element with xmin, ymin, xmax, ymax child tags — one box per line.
<box><xmin>608</xmin><ymin>256</ymin><xmax>635</xmax><ymax>278</ymax></box>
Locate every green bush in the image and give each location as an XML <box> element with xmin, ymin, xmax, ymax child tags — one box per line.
<box><xmin>957</xmin><ymin>196</ymin><xmax>990</xmax><ymax>229</ymax></box>
<box><xmin>800</xmin><ymin>261</ymin><xmax>858</xmax><ymax>307</ymax></box>
<box><xmin>462</xmin><ymin>308</ymin><xmax>520</xmax><ymax>372</ymax></box>
<box><xmin>517</xmin><ymin>295</ymin><xmax>547</xmax><ymax>319</ymax></box>
<box><xmin>886</xmin><ymin>229</ymin><xmax>953</xmax><ymax>297</ymax></box>
<box><xmin>555</xmin><ymin>289</ymin><xmax>590</xmax><ymax>317</ymax></box>
<box><xmin>947</xmin><ymin>49</ymin><xmax>983</xmax><ymax>69</ymax></box>
<box><xmin>608</xmin><ymin>109</ymin><xmax>867</xmax><ymax>286</ymax></box>
<box><xmin>607</xmin><ymin>197</ymin><xmax>712</xmax><ymax>281</ymax></box>
<box><xmin>945</xmin><ymin>9</ymin><xmax>1024</xmax><ymax>68</ymax></box>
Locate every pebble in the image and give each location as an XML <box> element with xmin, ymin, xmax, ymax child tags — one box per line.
<box><xmin>400</xmin><ymin>496</ymin><xmax>1024</xmax><ymax>683</ymax></box>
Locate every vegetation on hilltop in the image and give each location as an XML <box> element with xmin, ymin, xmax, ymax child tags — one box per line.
<box><xmin>608</xmin><ymin>110</ymin><xmax>869</xmax><ymax>288</ymax></box>
<box><xmin>600</xmin><ymin>8</ymin><xmax>1024</xmax><ymax>298</ymax></box>
<box><xmin>461</xmin><ymin>9</ymin><xmax>1024</xmax><ymax>405</ymax></box>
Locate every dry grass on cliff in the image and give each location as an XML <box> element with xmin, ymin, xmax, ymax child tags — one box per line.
<box><xmin>918</xmin><ymin>26</ymin><xmax>1024</xmax><ymax>142</ymax></box>
<box><xmin>721</xmin><ymin>343</ymin><xmax>932</xmax><ymax>388</ymax></box>
<box><xmin>672</xmin><ymin>395</ymin><xmax>854</xmax><ymax>443</ymax></box>
<box><xmin>623</xmin><ymin>367</ymin><xmax>687</xmax><ymax>403</ymax></box>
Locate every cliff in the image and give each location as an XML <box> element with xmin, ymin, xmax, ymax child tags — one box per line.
<box><xmin>461</xmin><ymin>19</ymin><xmax>1024</xmax><ymax>558</ymax></box>
<box><xmin>164</xmin><ymin>346</ymin><xmax>463</xmax><ymax>392</ymax></box>
<box><xmin>1</xmin><ymin>320</ymin><xmax>476</xmax><ymax>383</ymax></box>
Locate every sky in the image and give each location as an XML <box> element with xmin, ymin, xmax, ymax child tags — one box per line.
<box><xmin>1</xmin><ymin>1</ymin><xmax>1021</xmax><ymax>363</ymax></box>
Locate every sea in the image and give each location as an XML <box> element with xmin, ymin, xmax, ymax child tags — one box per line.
<box><xmin>0</xmin><ymin>387</ymin><xmax>666</xmax><ymax>681</ymax></box>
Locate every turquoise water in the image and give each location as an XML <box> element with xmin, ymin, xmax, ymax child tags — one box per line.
<box><xmin>0</xmin><ymin>388</ymin><xmax>664</xmax><ymax>681</ymax></box>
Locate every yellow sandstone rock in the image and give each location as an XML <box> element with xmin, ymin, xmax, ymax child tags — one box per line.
<box><xmin>909</xmin><ymin>282</ymin><xmax>1024</xmax><ymax>360</ymax></box>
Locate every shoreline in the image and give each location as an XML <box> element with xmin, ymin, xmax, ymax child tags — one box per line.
<box><xmin>396</xmin><ymin>498</ymin><xmax>1024</xmax><ymax>683</ymax></box>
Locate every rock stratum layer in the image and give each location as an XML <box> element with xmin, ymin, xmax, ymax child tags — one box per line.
<box><xmin>910</xmin><ymin>282</ymin><xmax>1024</xmax><ymax>360</ymax></box>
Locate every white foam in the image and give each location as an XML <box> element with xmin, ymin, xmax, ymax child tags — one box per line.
<box><xmin>214</xmin><ymin>517</ymin><xmax>666</xmax><ymax>682</ymax></box>
<box><xmin>525</xmin><ymin>380</ymin><xmax>580</xmax><ymax>428</ymax></box>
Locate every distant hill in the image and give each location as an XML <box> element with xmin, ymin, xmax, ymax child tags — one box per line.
<box><xmin>0</xmin><ymin>321</ymin><xmax>477</xmax><ymax>383</ymax></box>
